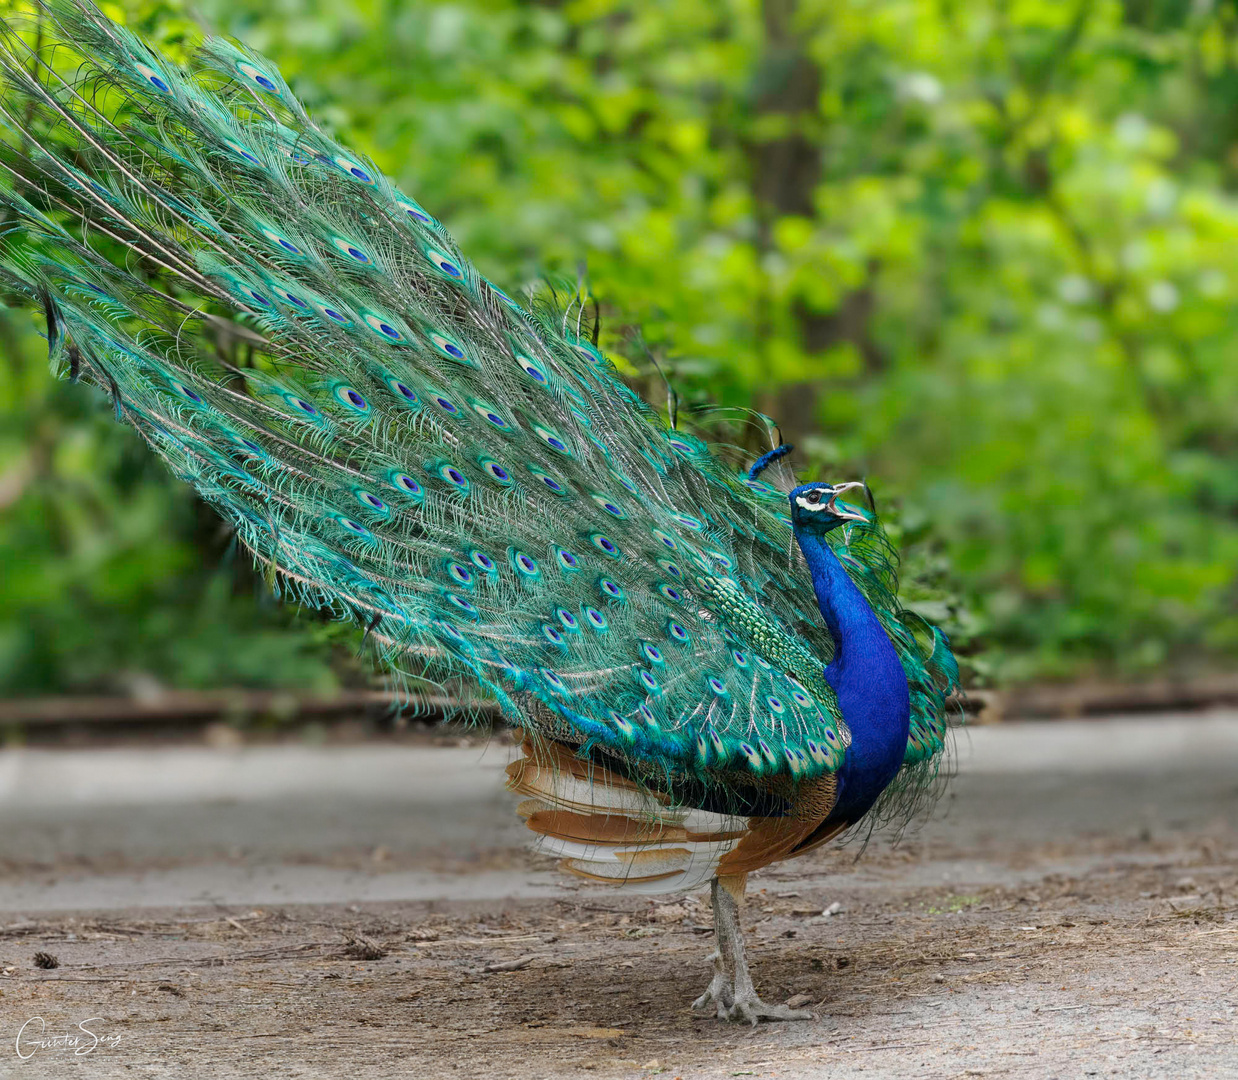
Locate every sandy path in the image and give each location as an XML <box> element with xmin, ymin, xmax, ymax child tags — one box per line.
<box><xmin>0</xmin><ymin>714</ymin><xmax>1234</xmax><ymax>1078</ymax></box>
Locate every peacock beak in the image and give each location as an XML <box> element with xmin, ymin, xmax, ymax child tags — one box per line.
<box><xmin>827</xmin><ymin>481</ymin><xmax>869</xmax><ymax>522</ymax></box>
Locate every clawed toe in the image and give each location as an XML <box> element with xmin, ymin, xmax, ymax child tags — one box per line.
<box><xmin>725</xmin><ymin>994</ymin><xmax>814</xmax><ymax>1025</ymax></box>
<box><xmin>692</xmin><ymin>949</ymin><xmax>734</xmax><ymax>1016</ymax></box>
<box><xmin>691</xmin><ymin>980</ymin><xmax>731</xmax><ymax>1010</ymax></box>
<box><xmin>692</xmin><ymin>985</ymin><xmax>734</xmax><ymax>1018</ymax></box>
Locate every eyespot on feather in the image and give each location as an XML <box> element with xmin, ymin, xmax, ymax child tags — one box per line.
<box><xmin>514</xmin><ymin>354</ymin><xmax>550</xmax><ymax>386</ymax></box>
<box><xmin>424</xmin><ymin>246</ymin><xmax>463</xmax><ymax>279</ymax></box>
<box><xmin>528</xmin><ymin>468</ymin><xmax>569</xmax><ymax>496</ymax></box>
<box><xmin>225</xmin><ymin>140</ymin><xmax>262</xmax><ymax>166</ymax></box>
<box><xmin>597</xmin><ymin>578</ymin><xmax>624</xmax><ymax>602</ymax></box>
<box><xmin>510</xmin><ymin>549</ymin><xmax>540</xmax><ymax>579</ymax></box>
<box><xmin>135</xmin><ymin>62</ymin><xmax>172</xmax><ymax>94</ymax></box>
<box><xmin>236</xmin><ymin>60</ymin><xmax>281</xmax><ymax>94</ymax></box>
<box><xmin>386</xmin><ymin>377</ymin><xmax>420</xmax><ymax>406</ymax></box>
<box><xmin>316</xmin><ymin>301</ymin><xmax>353</xmax><ymax>326</ymax></box>
<box><xmin>260</xmin><ymin>227</ymin><xmax>303</xmax><ymax>256</ymax></box>
<box><xmin>480</xmin><ymin>458</ymin><xmax>514</xmax><ymax>486</ymax></box>
<box><xmin>471</xmin><ymin>401</ymin><xmax>514</xmax><ymax>430</ymax></box>
<box><xmin>362</xmin><ymin>312</ymin><xmax>409</xmax><ymax>342</ymax></box>
<box><xmin>395</xmin><ymin>196</ymin><xmax>436</xmax><ymax>226</ymax></box>
<box><xmin>430</xmin><ymin>332</ymin><xmax>471</xmax><ymax>364</ymax></box>
<box><xmin>331</xmin><ymin>154</ymin><xmax>376</xmax><ymax>184</ymax></box>
<box><xmin>331</xmin><ymin>236</ymin><xmax>372</xmax><ymax>264</ymax></box>
<box><xmin>534</xmin><ymin>425</ymin><xmax>571</xmax><ymax>455</ymax></box>
<box><xmin>167</xmin><ymin>379</ymin><xmax>204</xmax><ymax>405</ymax></box>
<box><xmin>332</xmin><ymin>385</ymin><xmax>370</xmax><ymax>414</ymax></box>
<box><xmin>335</xmin><ymin>515</ymin><xmax>372</xmax><ymax>540</ymax></box>
<box><xmin>592</xmin><ymin>493</ymin><xmax>625</xmax><ymax>518</ymax></box>
<box><xmin>436</xmin><ymin>462</ymin><xmax>470</xmax><ymax>493</ymax></box>
<box><xmin>354</xmin><ymin>488</ymin><xmax>389</xmax><ymax>515</ymax></box>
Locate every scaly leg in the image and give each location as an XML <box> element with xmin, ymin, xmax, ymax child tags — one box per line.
<box><xmin>692</xmin><ymin>880</ymin><xmax>737</xmax><ymax>1016</ymax></box>
<box><xmin>707</xmin><ymin>875</ymin><xmax>814</xmax><ymax>1025</ymax></box>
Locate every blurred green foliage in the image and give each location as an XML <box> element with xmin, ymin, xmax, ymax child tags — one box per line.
<box><xmin>0</xmin><ymin>313</ymin><xmax>350</xmax><ymax>693</ymax></box>
<box><xmin>2</xmin><ymin>0</ymin><xmax>1237</xmax><ymax>694</ymax></box>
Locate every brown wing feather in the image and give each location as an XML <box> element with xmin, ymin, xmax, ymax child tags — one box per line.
<box><xmin>505</xmin><ymin>734</ymin><xmax>842</xmax><ymax>891</ymax></box>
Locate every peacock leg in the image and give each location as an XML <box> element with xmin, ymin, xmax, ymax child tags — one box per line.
<box><xmin>692</xmin><ymin>879</ymin><xmax>736</xmax><ymax>1016</ymax></box>
<box><xmin>712</xmin><ymin>875</ymin><xmax>814</xmax><ymax>1025</ymax></box>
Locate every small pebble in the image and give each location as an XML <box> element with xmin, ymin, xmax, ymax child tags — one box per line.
<box><xmin>811</xmin><ymin>901</ymin><xmax>845</xmax><ymax>924</ymax></box>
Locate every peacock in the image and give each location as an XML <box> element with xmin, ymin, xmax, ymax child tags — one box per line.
<box><xmin>0</xmin><ymin>0</ymin><xmax>959</xmax><ymax>1022</ymax></box>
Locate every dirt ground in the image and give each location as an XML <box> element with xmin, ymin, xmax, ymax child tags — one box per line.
<box><xmin>0</xmin><ymin>715</ymin><xmax>1235</xmax><ymax>1079</ymax></box>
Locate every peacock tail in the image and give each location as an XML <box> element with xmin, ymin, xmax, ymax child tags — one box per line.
<box><xmin>0</xmin><ymin>0</ymin><xmax>958</xmax><ymax>796</ymax></box>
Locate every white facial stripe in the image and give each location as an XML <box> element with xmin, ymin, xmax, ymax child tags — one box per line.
<box><xmin>794</xmin><ymin>492</ymin><xmax>831</xmax><ymax>512</ymax></box>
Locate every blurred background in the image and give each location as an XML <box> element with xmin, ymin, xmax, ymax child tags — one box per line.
<box><xmin>3</xmin><ymin>0</ymin><xmax>1237</xmax><ymax>707</ymax></box>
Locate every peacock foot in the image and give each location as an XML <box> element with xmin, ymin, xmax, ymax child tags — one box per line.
<box><xmin>724</xmin><ymin>991</ymin><xmax>814</xmax><ymax>1026</ymax></box>
<box><xmin>703</xmin><ymin>876</ymin><xmax>816</xmax><ymax>1025</ymax></box>
<box><xmin>691</xmin><ymin>949</ymin><xmax>734</xmax><ymax>1018</ymax></box>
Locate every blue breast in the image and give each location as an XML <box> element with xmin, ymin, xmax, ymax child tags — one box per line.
<box><xmin>795</xmin><ymin>529</ymin><xmax>911</xmax><ymax>826</ymax></box>
<box><xmin>825</xmin><ymin>638</ymin><xmax>910</xmax><ymax>824</ymax></box>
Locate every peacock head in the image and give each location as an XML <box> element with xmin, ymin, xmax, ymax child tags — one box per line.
<box><xmin>788</xmin><ymin>481</ymin><xmax>870</xmax><ymax>534</ymax></box>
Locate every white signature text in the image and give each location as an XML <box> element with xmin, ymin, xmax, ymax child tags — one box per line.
<box><xmin>15</xmin><ymin>1017</ymin><xmax>120</xmax><ymax>1059</ymax></box>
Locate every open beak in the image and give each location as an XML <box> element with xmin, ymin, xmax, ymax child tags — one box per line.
<box><xmin>827</xmin><ymin>481</ymin><xmax>869</xmax><ymax>522</ymax></box>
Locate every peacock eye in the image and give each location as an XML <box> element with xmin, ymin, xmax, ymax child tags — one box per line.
<box><xmin>806</xmin><ymin>490</ymin><xmax>823</xmax><ymax>505</ymax></box>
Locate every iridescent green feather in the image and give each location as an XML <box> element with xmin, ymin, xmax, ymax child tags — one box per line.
<box><xmin>0</xmin><ymin>0</ymin><xmax>958</xmax><ymax>790</ymax></box>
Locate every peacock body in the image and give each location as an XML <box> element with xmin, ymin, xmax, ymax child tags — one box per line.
<box><xmin>0</xmin><ymin>0</ymin><xmax>959</xmax><ymax>1022</ymax></box>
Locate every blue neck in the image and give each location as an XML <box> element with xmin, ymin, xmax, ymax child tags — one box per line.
<box><xmin>794</xmin><ymin>529</ymin><xmax>910</xmax><ymax>823</ymax></box>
